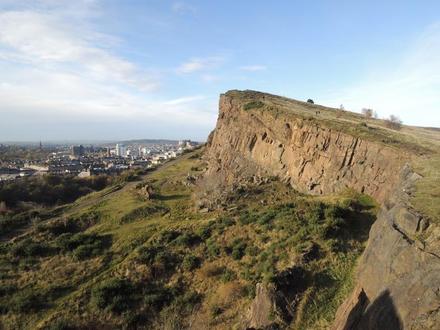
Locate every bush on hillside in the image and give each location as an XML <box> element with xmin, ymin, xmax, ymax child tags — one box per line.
<box><xmin>361</xmin><ymin>108</ymin><xmax>373</xmax><ymax>118</ymax></box>
<box><xmin>10</xmin><ymin>289</ymin><xmax>46</xmax><ymax>313</ymax></box>
<box><xmin>10</xmin><ymin>239</ymin><xmax>52</xmax><ymax>258</ymax></box>
<box><xmin>91</xmin><ymin>278</ymin><xmax>137</xmax><ymax>314</ymax></box>
<box><xmin>56</xmin><ymin>233</ymin><xmax>111</xmax><ymax>260</ymax></box>
<box><xmin>0</xmin><ymin>174</ymin><xmax>112</xmax><ymax>209</ymax></box>
<box><xmin>385</xmin><ymin>115</ymin><xmax>402</xmax><ymax>130</ymax></box>
<box><xmin>182</xmin><ymin>254</ymin><xmax>200</xmax><ymax>271</ymax></box>
<box><xmin>119</xmin><ymin>204</ymin><xmax>169</xmax><ymax>224</ymax></box>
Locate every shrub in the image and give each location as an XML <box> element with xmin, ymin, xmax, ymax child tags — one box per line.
<box><xmin>182</xmin><ymin>254</ymin><xmax>200</xmax><ymax>271</ymax></box>
<box><xmin>10</xmin><ymin>239</ymin><xmax>52</xmax><ymax>258</ymax></box>
<box><xmin>239</xmin><ymin>211</ymin><xmax>255</xmax><ymax>225</ymax></box>
<box><xmin>91</xmin><ymin>278</ymin><xmax>137</xmax><ymax>314</ymax></box>
<box><xmin>46</xmin><ymin>319</ymin><xmax>75</xmax><ymax>330</ymax></box>
<box><xmin>158</xmin><ymin>230</ymin><xmax>181</xmax><ymax>244</ymax></box>
<box><xmin>154</xmin><ymin>250</ymin><xmax>178</xmax><ymax>269</ymax></box>
<box><xmin>361</xmin><ymin>108</ymin><xmax>373</xmax><ymax>118</ymax></box>
<box><xmin>195</xmin><ymin>226</ymin><xmax>211</xmax><ymax>240</ymax></box>
<box><xmin>220</xmin><ymin>268</ymin><xmax>236</xmax><ymax>283</ymax></box>
<box><xmin>171</xmin><ymin>290</ymin><xmax>202</xmax><ymax>315</ymax></box>
<box><xmin>0</xmin><ymin>283</ymin><xmax>17</xmax><ymax>296</ymax></box>
<box><xmin>56</xmin><ymin>233</ymin><xmax>111</xmax><ymax>260</ymax></box>
<box><xmin>243</xmin><ymin>101</ymin><xmax>264</xmax><ymax>111</ymax></box>
<box><xmin>0</xmin><ymin>211</ymin><xmax>40</xmax><ymax>235</ymax></box>
<box><xmin>229</xmin><ymin>239</ymin><xmax>247</xmax><ymax>260</ymax></box>
<box><xmin>173</xmin><ymin>232</ymin><xmax>201</xmax><ymax>247</ymax></box>
<box><xmin>120</xmin><ymin>205</ymin><xmax>169</xmax><ymax>224</ymax></box>
<box><xmin>10</xmin><ymin>289</ymin><xmax>46</xmax><ymax>313</ymax></box>
<box><xmin>201</xmin><ymin>264</ymin><xmax>225</xmax><ymax>278</ymax></box>
<box><xmin>211</xmin><ymin>305</ymin><xmax>223</xmax><ymax>318</ymax></box>
<box><xmin>307</xmin><ymin>99</ymin><xmax>314</xmax><ymax>104</ymax></box>
<box><xmin>385</xmin><ymin>115</ymin><xmax>402</xmax><ymax>130</ymax></box>
<box><xmin>40</xmin><ymin>211</ymin><xmax>100</xmax><ymax>235</ymax></box>
<box><xmin>136</xmin><ymin>245</ymin><xmax>161</xmax><ymax>264</ymax></box>
<box><xmin>206</xmin><ymin>239</ymin><xmax>221</xmax><ymax>258</ymax></box>
<box><xmin>211</xmin><ymin>217</ymin><xmax>235</xmax><ymax>232</ymax></box>
<box><xmin>257</xmin><ymin>210</ymin><xmax>276</xmax><ymax>226</ymax></box>
<box><xmin>243</xmin><ymin>284</ymin><xmax>256</xmax><ymax>299</ymax></box>
<box><xmin>136</xmin><ymin>245</ymin><xmax>178</xmax><ymax>272</ymax></box>
<box><xmin>0</xmin><ymin>174</ymin><xmax>111</xmax><ymax>209</ymax></box>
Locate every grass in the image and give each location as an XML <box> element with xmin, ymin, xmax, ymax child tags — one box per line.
<box><xmin>0</xmin><ymin>148</ymin><xmax>379</xmax><ymax>329</ymax></box>
<box><xmin>412</xmin><ymin>155</ymin><xmax>440</xmax><ymax>224</ymax></box>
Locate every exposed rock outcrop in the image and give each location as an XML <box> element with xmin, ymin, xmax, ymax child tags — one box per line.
<box><xmin>137</xmin><ymin>183</ymin><xmax>154</xmax><ymax>199</ymax></box>
<box><xmin>332</xmin><ymin>165</ymin><xmax>440</xmax><ymax>329</ymax></box>
<box><xmin>246</xmin><ymin>266</ymin><xmax>308</xmax><ymax>329</ymax></box>
<box><xmin>199</xmin><ymin>90</ymin><xmax>440</xmax><ymax>329</ymax></box>
<box><xmin>247</xmin><ymin>283</ymin><xmax>279</xmax><ymax>329</ymax></box>
<box><xmin>199</xmin><ymin>91</ymin><xmax>406</xmax><ymax>207</ymax></box>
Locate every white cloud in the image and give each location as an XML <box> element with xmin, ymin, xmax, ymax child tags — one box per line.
<box><xmin>177</xmin><ymin>56</ymin><xmax>223</xmax><ymax>74</ymax></box>
<box><xmin>164</xmin><ymin>95</ymin><xmax>206</xmax><ymax>105</ymax></box>
<box><xmin>0</xmin><ymin>2</ymin><xmax>218</xmax><ymax>140</ymax></box>
<box><xmin>240</xmin><ymin>65</ymin><xmax>267</xmax><ymax>72</ymax></box>
<box><xmin>321</xmin><ymin>23</ymin><xmax>440</xmax><ymax>127</ymax></box>
<box><xmin>0</xmin><ymin>10</ymin><xmax>159</xmax><ymax>91</ymax></box>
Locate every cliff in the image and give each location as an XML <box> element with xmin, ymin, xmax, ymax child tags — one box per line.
<box><xmin>198</xmin><ymin>90</ymin><xmax>440</xmax><ymax>329</ymax></box>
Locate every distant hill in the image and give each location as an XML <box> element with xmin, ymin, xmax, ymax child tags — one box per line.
<box><xmin>118</xmin><ymin>138</ymin><xmax>180</xmax><ymax>145</ymax></box>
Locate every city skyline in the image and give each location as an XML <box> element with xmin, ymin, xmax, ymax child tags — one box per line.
<box><xmin>1</xmin><ymin>0</ymin><xmax>440</xmax><ymax>141</ymax></box>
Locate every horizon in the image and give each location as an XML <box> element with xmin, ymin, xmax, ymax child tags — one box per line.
<box><xmin>1</xmin><ymin>1</ymin><xmax>440</xmax><ymax>141</ymax></box>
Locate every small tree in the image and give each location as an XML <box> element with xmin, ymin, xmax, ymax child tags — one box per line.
<box><xmin>361</xmin><ymin>108</ymin><xmax>373</xmax><ymax>118</ymax></box>
<box><xmin>385</xmin><ymin>115</ymin><xmax>402</xmax><ymax>130</ymax></box>
<box><xmin>339</xmin><ymin>104</ymin><xmax>345</xmax><ymax>110</ymax></box>
<box><xmin>307</xmin><ymin>99</ymin><xmax>314</xmax><ymax>104</ymax></box>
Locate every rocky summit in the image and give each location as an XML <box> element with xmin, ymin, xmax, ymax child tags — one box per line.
<box><xmin>1</xmin><ymin>90</ymin><xmax>439</xmax><ymax>330</ymax></box>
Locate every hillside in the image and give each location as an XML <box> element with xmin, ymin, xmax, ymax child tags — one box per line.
<box><xmin>0</xmin><ymin>90</ymin><xmax>439</xmax><ymax>330</ymax></box>
<box><xmin>0</xmin><ymin>148</ymin><xmax>379</xmax><ymax>329</ymax></box>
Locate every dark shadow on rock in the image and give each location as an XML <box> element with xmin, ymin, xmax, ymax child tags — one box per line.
<box><xmin>274</xmin><ymin>265</ymin><xmax>309</xmax><ymax>323</ymax></box>
<box><xmin>356</xmin><ymin>289</ymin><xmax>403</xmax><ymax>330</ymax></box>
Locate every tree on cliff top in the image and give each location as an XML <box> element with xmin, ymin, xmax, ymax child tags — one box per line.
<box><xmin>385</xmin><ymin>115</ymin><xmax>403</xmax><ymax>130</ymax></box>
<box><xmin>361</xmin><ymin>108</ymin><xmax>373</xmax><ymax>118</ymax></box>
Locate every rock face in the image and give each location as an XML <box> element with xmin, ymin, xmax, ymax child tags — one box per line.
<box><xmin>246</xmin><ymin>266</ymin><xmax>307</xmax><ymax>329</ymax></box>
<box><xmin>332</xmin><ymin>166</ymin><xmax>440</xmax><ymax>330</ymax></box>
<box><xmin>137</xmin><ymin>183</ymin><xmax>154</xmax><ymax>199</ymax></box>
<box><xmin>200</xmin><ymin>91</ymin><xmax>406</xmax><ymax>206</ymax></box>
<box><xmin>247</xmin><ymin>283</ymin><xmax>279</xmax><ymax>329</ymax></box>
<box><xmin>199</xmin><ymin>91</ymin><xmax>440</xmax><ymax>329</ymax></box>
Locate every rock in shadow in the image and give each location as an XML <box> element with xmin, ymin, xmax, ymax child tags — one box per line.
<box><xmin>349</xmin><ymin>289</ymin><xmax>403</xmax><ymax>330</ymax></box>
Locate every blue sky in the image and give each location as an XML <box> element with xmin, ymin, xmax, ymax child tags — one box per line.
<box><xmin>0</xmin><ymin>0</ymin><xmax>439</xmax><ymax>141</ymax></box>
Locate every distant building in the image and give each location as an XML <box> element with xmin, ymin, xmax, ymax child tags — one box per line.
<box><xmin>72</xmin><ymin>145</ymin><xmax>85</xmax><ymax>157</ymax></box>
<box><xmin>115</xmin><ymin>144</ymin><xmax>126</xmax><ymax>157</ymax></box>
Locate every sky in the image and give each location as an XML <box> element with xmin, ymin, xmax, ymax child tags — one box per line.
<box><xmin>0</xmin><ymin>0</ymin><xmax>439</xmax><ymax>142</ymax></box>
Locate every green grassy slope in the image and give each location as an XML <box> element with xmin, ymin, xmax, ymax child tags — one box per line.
<box><xmin>0</xmin><ymin>148</ymin><xmax>378</xmax><ymax>329</ymax></box>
